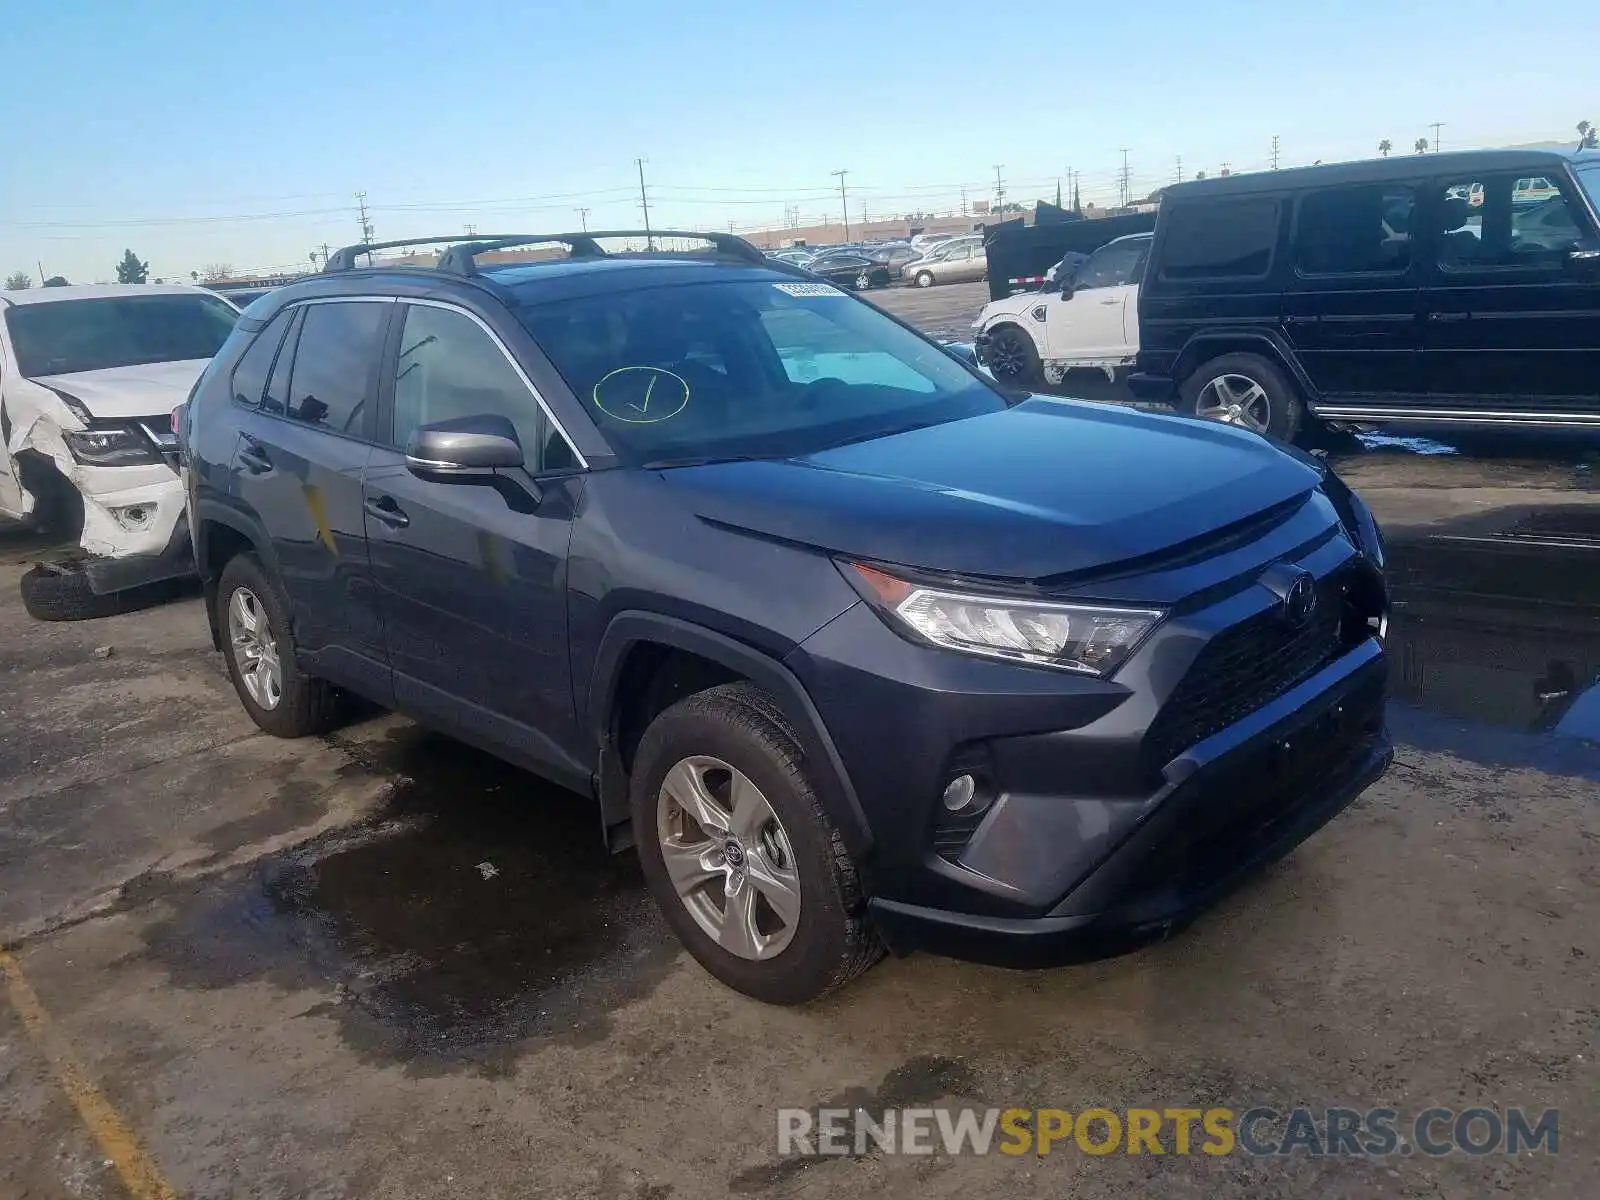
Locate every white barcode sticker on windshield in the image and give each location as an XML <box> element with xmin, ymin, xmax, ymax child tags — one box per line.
<box><xmin>773</xmin><ymin>282</ymin><xmax>847</xmax><ymax>298</ymax></box>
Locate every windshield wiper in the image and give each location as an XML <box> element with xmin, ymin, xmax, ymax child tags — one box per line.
<box><xmin>642</xmin><ymin>452</ymin><xmax>791</xmax><ymax>469</ymax></box>
<box><xmin>822</xmin><ymin>421</ymin><xmax>938</xmax><ymax>450</ymax></box>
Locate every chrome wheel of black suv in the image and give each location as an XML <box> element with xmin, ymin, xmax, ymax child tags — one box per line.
<box><xmin>1182</xmin><ymin>352</ymin><xmax>1304</xmax><ymax>442</ymax></box>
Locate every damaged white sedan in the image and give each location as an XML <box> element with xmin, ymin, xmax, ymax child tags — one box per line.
<box><xmin>0</xmin><ymin>284</ymin><xmax>238</xmax><ymax>619</ymax></box>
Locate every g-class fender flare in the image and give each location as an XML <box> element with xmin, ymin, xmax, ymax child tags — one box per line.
<box><xmin>587</xmin><ymin>611</ymin><xmax>874</xmax><ymax>858</ymax></box>
<box><xmin>1171</xmin><ymin>328</ymin><xmax>1323</xmax><ymax>405</ymax></box>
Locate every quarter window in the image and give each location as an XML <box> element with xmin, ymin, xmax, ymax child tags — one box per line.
<box><xmin>1294</xmin><ymin>185</ymin><xmax>1415</xmax><ymax>275</ymax></box>
<box><xmin>228</xmin><ymin>310</ymin><xmax>292</xmax><ymax>408</ymax></box>
<box><xmin>1159</xmin><ymin>199</ymin><xmax>1280</xmax><ymax>280</ymax></box>
<box><xmin>284</xmin><ymin>301</ymin><xmax>388</xmax><ymax>434</ymax></box>
<box><xmin>392</xmin><ymin>304</ymin><xmax>574</xmax><ymax>471</ymax></box>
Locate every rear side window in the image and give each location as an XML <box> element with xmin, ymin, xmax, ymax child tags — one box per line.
<box><xmin>284</xmin><ymin>302</ymin><xmax>388</xmax><ymax>435</ymax></box>
<box><xmin>1159</xmin><ymin>199</ymin><xmax>1280</xmax><ymax>280</ymax></box>
<box><xmin>228</xmin><ymin>310</ymin><xmax>293</xmax><ymax>407</ymax></box>
<box><xmin>1294</xmin><ymin>185</ymin><xmax>1415</xmax><ymax>275</ymax></box>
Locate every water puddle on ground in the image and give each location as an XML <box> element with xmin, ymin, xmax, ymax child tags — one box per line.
<box><xmin>140</xmin><ymin>727</ymin><xmax>676</xmax><ymax>1072</ymax></box>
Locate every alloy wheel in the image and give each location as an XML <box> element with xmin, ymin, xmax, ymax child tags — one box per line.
<box><xmin>227</xmin><ymin>586</ymin><xmax>283</xmax><ymax>710</ymax></box>
<box><xmin>656</xmin><ymin>755</ymin><xmax>801</xmax><ymax>961</ymax></box>
<box><xmin>989</xmin><ymin>332</ymin><xmax>1027</xmax><ymax>378</ymax></box>
<box><xmin>1195</xmin><ymin>373</ymin><xmax>1272</xmax><ymax>432</ymax></box>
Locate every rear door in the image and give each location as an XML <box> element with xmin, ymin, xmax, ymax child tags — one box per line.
<box><xmin>230</xmin><ymin>297</ymin><xmax>393</xmax><ymax>700</ymax></box>
<box><xmin>362</xmin><ymin>299</ymin><xmax>590</xmax><ymax>787</ymax></box>
<box><xmin>1418</xmin><ymin>170</ymin><xmax>1600</xmax><ymax>419</ymax></box>
<box><xmin>1281</xmin><ymin>181</ymin><xmax>1423</xmax><ymax>406</ymax></box>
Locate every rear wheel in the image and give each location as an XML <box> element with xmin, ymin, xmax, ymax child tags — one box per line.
<box><xmin>215</xmin><ymin>553</ymin><xmax>340</xmax><ymax>737</ymax></box>
<box><xmin>630</xmin><ymin>682</ymin><xmax>881</xmax><ymax>1004</ymax></box>
<box><xmin>984</xmin><ymin>324</ymin><xmax>1042</xmax><ymax>388</ymax></box>
<box><xmin>1180</xmin><ymin>352</ymin><xmax>1304</xmax><ymax>442</ymax></box>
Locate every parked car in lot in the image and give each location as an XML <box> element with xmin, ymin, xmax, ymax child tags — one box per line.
<box><xmin>905</xmin><ymin>241</ymin><xmax>987</xmax><ymax>287</ymax></box>
<box><xmin>865</xmin><ymin>243</ymin><xmax>921</xmax><ymax>281</ymax></box>
<box><xmin>181</xmin><ymin>229</ymin><xmax>1391</xmax><ymax>1003</ymax></box>
<box><xmin>974</xmin><ymin>233</ymin><xmax>1152</xmax><ymax>386</ymax></box>
<box><xmin>0</xmin><ymin>283</ymin><xmax>238</xmax><ymax>619</ymax></box>
<box><xmin>805</xmin><ymin>250</ymin><xmax>892</xmax><ymax>290</ymax></box>
<box><xmin>1128</xmin><ymin>148</ymin><xmax>1600</xmax><ymax>440</ymax></box>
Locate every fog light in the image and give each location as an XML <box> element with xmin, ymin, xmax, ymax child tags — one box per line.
<box><xmin>112</xmin><ymin>504</ymin><xmax>155</xmax><ymax>531</ymax></box>
<box><xmin>941</xmin><ymin>774</ymin><xmax>977</xmax><ymax>812</ymax></box>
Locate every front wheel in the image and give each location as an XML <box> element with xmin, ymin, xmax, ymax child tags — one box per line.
<box><xmin>983</xmin><ymin>324</ymin><xmax>1042</xmax><ymax>388</ymax></box>
<box><xmin>1180</xmin><ymin>352</ymin><xmax>1304</xmax><ymax>442</ymax></box>
<box><xmin>630</xmin><ymin>682</ymin><xmax>881</xmax><ymax>1004</ymax></box>
<box><xmin>913</xmin><ymin>270</ymin><xmax>935</xmax><ymax>288</ymax></box>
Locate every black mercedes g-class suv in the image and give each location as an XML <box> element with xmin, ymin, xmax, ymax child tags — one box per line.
<box><xmin>1130</xmin><ymin>149</ymin><xmax>1600</xmax><ymax>441</ymax></box>
<box><xmin>180</xmin><ymin>230</ymin><xmax>1391</xmax><ymax>1003</ymax></box>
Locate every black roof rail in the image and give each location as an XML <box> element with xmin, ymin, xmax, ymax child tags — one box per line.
<box><xmin>322</xmin><ymin>229</ymin><xmax>769</xmax><ymax>275</ymax></box>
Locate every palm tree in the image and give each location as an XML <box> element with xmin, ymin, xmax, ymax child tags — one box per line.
<box><xmin>1580</xmin><ymin>120</ymin><xmax>1598</xmax><ymax>150</ymax></box>
<box><xmin>1378</xmin><ymin>139</ymin><xmax>1392</xmax><ymax>157</ymax></box>
<box><xmin>1414</xmin><ymin>137</ymin><xmax>1430</xmax><ymax>154</ymax></box>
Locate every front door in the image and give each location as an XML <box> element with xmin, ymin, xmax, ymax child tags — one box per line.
<box><xmin>230</xmin><ymin>297</ymin><xmax>393</xmax><ymax>701</ymax></box>
<box><xmin>362</xmin><ymin>299</ymin><xmax>589</xmax><ymax>788</ymax></box>
<box><xmin>1419</xmin><ymin>170</ymin><xmax>1600</xmax><ymax>419</ymax></box>
<box><xmin>1281</xmin><ymin>181</ymin><xmax>1423</xmax><ymax>405</ymax></box>
<box><xmin>1045</xmin><ymin>238</ymin><xmax>1147</xmax><ymax>361</ymax></box>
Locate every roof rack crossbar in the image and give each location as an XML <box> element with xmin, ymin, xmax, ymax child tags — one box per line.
<box><xmin>322</xmin><ymin>230</ymin><xmax>768</xmax><ymax>275</ymax></box>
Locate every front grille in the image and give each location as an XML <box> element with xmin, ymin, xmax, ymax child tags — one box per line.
<box><xmin>1145</xmin><ymin>571</ymin><xmax>1350</xmax><ymax>769</ymax></box>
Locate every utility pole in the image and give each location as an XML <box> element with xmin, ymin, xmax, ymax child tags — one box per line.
<box><xmin>1271</xmin><ymin>136</ymin><xmax>1281</xmax><ymax>170</ymax></box>
<box><xmin>356</xmin><ymin>191</ymin><xmax>374</xmax><ymax>244</ymax></box>
<box><xmin>1118</xmin><ymin>150</ymin><xmax>1131</xmax><ymax>207</ymax></box>
<box><xmin>992</xmin><ymin>164</ymin><xmax>1006</xmax><ymax>211</ymax></box>
<box><xmin>574</xmin><ymin>206</ymin><xmax>590</xmax><ymax>232</ymax></box>
<box><xmin>635</xmin><ymin>158</ymin><xmax>653</xmax><ymax>249</ymax></box>
<box><xmin>831</xmin><ymin>169</ymin><xmax>850</xmax><ymax>241</ymax></box>
<box><xmin>1175</xmin><ymin>155</ymin><xmax>1183</xmax><ymax>184</ymax></box>
<box><xmin>959</xmin><ymin>185</ymin><xmax>969</xmax><ymax>217</ymax></box>
<box><xmin>1430</xmin><ymin>121</ymin><xmax>1445</xmax><ymax>153</ymax></box>
<box><xmin>463</xmin><ymin>223</ymin><xmax>477</xmax><ymax>236</ymax></box>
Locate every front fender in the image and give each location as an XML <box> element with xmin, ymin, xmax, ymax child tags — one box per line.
<box><xmin>587</xmin><ymin>610</ymin><xmax>873</xmax><ymax>858</ymax></box>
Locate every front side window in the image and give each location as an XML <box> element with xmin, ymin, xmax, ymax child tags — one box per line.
<box><xmin>1294</xmin><ymin>185</ymin><xmax>1415</xmax><ymax>275</ymax></box>
<box><xmin>1437</xmin><ymin>175</ymin><xmax>1587</xmax><ymax>271</ymax></box>
<box><xmin>1576</xmin><ymin>163</ymin><xmax>1600</xmax><ymax>214</ymax></box>
<box><xmin>4</xmin><ymin>294</ymin><xmax>239</xmax><ymax>378</ymax></box>
<box><xmin>1159</xmin><ymin>199</ymin><xmax>1280</xmax><ymax>280</ymax></box>
<box><xmin>1074</xmin><ymin>240</ymin><xmax>1147</xmax><ymax>290</ymax></box>
<box><xmin>519</xmin><ymin>279</ymin><xmax>1003</xmax><ymax>465</ymax></box>
<box><xmin>284</xmin><ymin>301</ymin><xmax>388</xmax><ymax>434</ymax></box>
<box><xmin>392</xmin><ymin>304</ymin><xmax>574</xmax><ymax>471</ymax></box>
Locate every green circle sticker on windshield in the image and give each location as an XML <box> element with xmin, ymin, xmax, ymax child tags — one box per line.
<box><xmin>592</xmin><ymin>366</ymin><xmax>691</xmax><ymax>424</ymax></box>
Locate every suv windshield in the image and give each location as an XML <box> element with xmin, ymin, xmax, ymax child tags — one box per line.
<box><xmin>5</xmin><ymin>294</ymin><xmax>239</xmax><ymax>377</ymax></box>
<box><xmin>519</xmin><ymin>279</ymin><xmax>1004</xmax><ymax>464</ymax></box>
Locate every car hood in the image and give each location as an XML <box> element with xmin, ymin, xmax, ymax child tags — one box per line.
<box><xmin>29</xmin><ymin>359</ymin><xmax>210</xmax><ymax>420</ymax></box>
<box><xmin>664</xmin><ymin>398</ymin><xmax>1322</xmax><ymax>582</ymax></box>
<box><xmin>973</xmin><ymin>293</ymin><xmax>1035</xmax><ymax>329</ymax></box>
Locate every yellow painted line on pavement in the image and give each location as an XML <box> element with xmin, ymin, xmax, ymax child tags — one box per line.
<box><xmin>0</xmin><ymin>947</ymin><xmax>180</xmax><ymax>1200</ymax></box>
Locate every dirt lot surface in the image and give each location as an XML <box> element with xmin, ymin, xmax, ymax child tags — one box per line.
<box><xmin>2</xmin><ymin>302</ymin><xmax>1598</xmax><ymax>1198</ymax></box>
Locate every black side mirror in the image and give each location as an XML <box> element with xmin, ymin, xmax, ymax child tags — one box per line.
<box><xmin>406</xmin><ymin>414</ymin><xmax>524</xmax><ymax>479</ymax></box>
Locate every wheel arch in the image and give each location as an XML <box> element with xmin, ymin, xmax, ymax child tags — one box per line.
<box><xmin>194</xmin><ymin>500</ymin><xmax>280</xmax><ymax>652</ymax></box>
<box><xmin>1172</xmin><ymin>329</ymin><xmax>1320</xmax><ymax>404</ymax></box>
<box><xmin>587</xmin><ymin>612</ymin><xmax>873</xmax><ymax>860</ymax></box>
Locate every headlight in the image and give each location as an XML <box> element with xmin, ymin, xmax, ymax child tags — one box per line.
<box><xmin>62</xmin><ymin>426</ymin><xmax>162</xmax><ymax>467</ymax></box>
<box><xmin>846</xmin><ymin>562</ymin><xmax>1164</xmax><ymax>676</ymax></box>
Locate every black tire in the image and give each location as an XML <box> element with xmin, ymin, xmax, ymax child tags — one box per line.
<box><xmin>19</xmin><ymin>564</ymin><xmax>138</xmax><ymax>622</ymax></box>
<box><xmin>630</xmin><ymin>682</ymin><xmax>882</xmax><ymax>1004</ymax></box>
<box><xmin>869</xmin><ymin>269</ymin><xmax>890</xmax><ymax>289</ymax></box>
<box><xmin>913</xmin><ymin>270</ymin><xmax>936</xmax><ymax>288</ymax></box>
<box><xmin>215</xmin><ymin>553</ymin><xmax>340</xmax><ymax>738</ymax></box>
<box><xmin>984</xmin><ymin>324</ymin><xmax>1043</xmax><ymax>388</ymax></box>
<box><xmin>1179</xmin><ymin>352</ymin><xmax>1304</xmax><ymax>443</ymax></box>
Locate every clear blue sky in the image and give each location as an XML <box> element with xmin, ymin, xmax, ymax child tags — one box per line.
<box><xmin>2</xmin><ymin>0</ymin><xmax>1591</xmax><ymax>283</ymax></box>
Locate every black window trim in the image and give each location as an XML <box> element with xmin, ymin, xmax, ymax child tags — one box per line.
<box><xmin>1156</xmin><ymin>198</ymin><xmax>1283</xmax><ymax>283</ymax></box>
<box><xmin>397</xmin><ymin>297</ymin><xmax>589</xmax><ymax>470</ymax></box>
<box><xmin>1289</xmin><ymin>182</ymin><xmax>1420</xmax><ymax>282</ymax></box>
<box><xmin>227</xmin><ymin>307</ymin><xmax>296</xmax><ymax>411</ymax></box>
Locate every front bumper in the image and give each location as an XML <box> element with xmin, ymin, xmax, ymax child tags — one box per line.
<box><xmin>79</xmin><ymin>514</ymin><xmax>194</xmax><ymax>594</ymax></box>
<box><xmin>867</xmin><ymin>643</ymin><xmax>1390</xmax><ymax>967</ymax></box>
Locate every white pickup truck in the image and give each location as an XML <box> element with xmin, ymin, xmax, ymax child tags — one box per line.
<box><xmin>972</xmin><ymin>233</ymin><xmax>1152</xmax><ymax>386</ymax></box>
